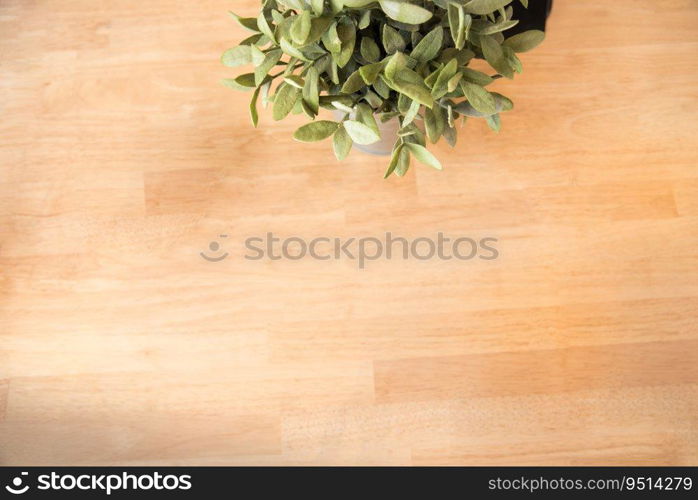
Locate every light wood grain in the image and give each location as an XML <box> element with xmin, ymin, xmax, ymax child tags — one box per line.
<box><xmin>1</xmin><ymin>0</ymin><xmax>697</xmax><ymax>465</ymax></box>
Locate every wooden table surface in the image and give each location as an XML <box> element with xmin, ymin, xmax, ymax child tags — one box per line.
<box><xmin>1</xmin><ymin>0</ymin><xmax>697</xmax><ymax>466</ymax></box>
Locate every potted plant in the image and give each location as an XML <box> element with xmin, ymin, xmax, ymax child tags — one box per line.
<box><xmin>222</xmin><ymin>0</ymin><xmax>548</xmax><ymax>178</ymax></box>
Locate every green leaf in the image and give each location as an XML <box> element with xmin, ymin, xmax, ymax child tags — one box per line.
<box><xmin>284</xmin><ymin>0</ymin><xmax>305</xmax><ymax>9</ymax></box>
<box><xmin>291</xmin><ymin>10</ymin><xmax>312</xmax><ymax>45</ymax></box>
<box><xmin>260</xmin><ymin>80</ymin><xmax>272</xmax><ymax>108</ymax></box>
<box><xmin>239</xmin><ymin>33</ymin><xmax>264</xmax><ymax>46</ymax></box>
<box><xmin>448</xmin><ymin>3</ymin><xmax>466</xmax><ymax>50</ymax></box>
<box><xmin>491</xmin><ymin>92</ymin><xmax>514</xmax><ymax>111</ymax></box>
<box><xmin>333</xmin><ymin>125</ymin><xmax>353</xmax><ymax>160</ymax></box>
<box><xmin>343</xmin><ymin>120</ymin><xmax>381</xmax><ymax>145</ymax></box>
<box><xmin>361</xmin><ymin>37</ymin><xmax>381</xmax><ymax>63</ymax></box>
<box><xmin>395</xmin><ymin>60</ymin><xmax>425</xmax><ymax>79</ymax></box>
<box><xmin>273</xmin><ymin>83</ymin><xmax>300</xmax><ymax>121</ymax></box>
<box><xmin>257</xmin><ymin>13</ymin><xmax>276</xmax><ymax>44</ymax></box>
<box><xmin>410</xmin><ymin>26</ymin><xmax>444</xmax><ymax>63</ymax></box>
<box><xmin>306</xmin><ymin>16</ymin><xmax>334</xmax><ymax>45</ymax></box>
<box><xmin>221</xmin><ymin>46</ymin><xmax>252</xmax><ymax>68</ymax></box>
<box><xmin>460</xmin><ymin>81</ymin><xmax>497</xmax><ymax>115</ymax></box>
<box><xmin>254</xmin><ymin>49</ymin><xmax>282</xmax><ymax>86</ymax></box>
<box><xmin>398</xmin><ymin>92</ymin><xmax>412</xmax><ymax>114</ymax></box>
<box><xmin>332</xmin><ymin>100</ymin><xmax>355</xmax><ymax>114</ymax></box>
<box><xmin>411</xmin><ymin>31</ymin><xmax>422</xmax><ymax>48</ymax></box>
<box><xmin>342</xmin><ymin>0</ymin><xmax>375</xmax><ymax>6</ymax></box>
<box><xmin>447</xmin><ymin>72</ymin><xmax>463</xmax><ymax>92</ymax></box>
<box><xmin>443</xmin><ymin>124</ymin><xmax>458</xmax><ymax>147</ymax></box>
<box><xmin>503</xmin><ymin>45</ymin><xmax>523</xmax><ymax>73</ymax></box>
<box><xmin>393</xmin><ymin>79</ymin><xmax>434</xmax><ymax>108</ymax></box>
<box><xmin>462</xmin><ymin>13</ymin><xmax>473</xmax><ymax>46</ymax></box>
<box><xmin>221</xmin><ymin>74</ymin><xmax>256</xmax><ymax>92</ymax></box>
<box><xmin>249</xmin><ymin>86</ymin><xmax>261</xmax><ymax>128</ymax></box>
<box><xmin>480</xmin><ymin>34</ymin><xmax>513</xmax><ymax>78</ymax></box>
<box><xmin>394</xmin><ymin>146</ymin><xmax>411</xmax><ymax>176</ymax></box>
<box><xmin>250</xmin><ymin>45</ymin><xmax>266</xmax><ymax>66</ymax></box>
<box><xmin>402</xmin><ymin>99</ymin><xmax>420</xmax><ymax>127</ymax></box>
<box><xmin>284</xmin><ymin>75</ymin><xmax>305</xmax><ymax>89</ymax></box>
<box><xmin>425</xmin><ymin>105</ymin><xmax>446</xmax><ymax>143</ymax></box>
<box><xmin>385</xmin><ymin>52</ymin><xmax>408</xmax><ymax>82</ymax></box>
<box><xmin>311</xmin><ymin>0</ymin><xmax>325</xmax><ymax>16</ymax></box>
<box><xmin>329</xmin><ymin>59</ymin><xmax>340</xmax><ymax>84</ymax></box>
<box><xmin>447</xmin><ymin>103</ymin><xmax>455</xmax><ymax>128</ymax></box>
<box><xmin>302</xmin><ymin>99</ymin><xmax>316</xmax><ymax>119</ymax></box>
<box><xmin>341</xmin><ymin>69</ymin><xmax>367</xmax><ymax>93</ymax></box>
<box><xmin>424</xmin><ymin>66</ymin><xmax>441</xmax><ymax>89</ymax></box>
<box><xmin>382</xmin><ymin>25</ymin><xmax>406</xmax><ymax>54</ymax></box>
<box><xmin>453</xmin><ymin>92</ymin><xmax>512</xmax><ymax>117</ymax></box>
<box><xmin>462</xmin><ymin>49</ymin><xmax>476</xmax><ymax>64</ymax></box>
<box><xmin>229</xmin><ymin>11</ymin><xmax>261</xmax><ymax>32</ymax></box>
<box><xmin>373</xmin><ymin>76</ymin><xmax>391</xmax><ymax>99</ymax></box>
<box><xmin>280</xmin><ymin>38</ymin><xmax>310</xmax><ymax>62</ymax></box>
<box><xmin>292</xmin><ymin>95</ymin><xmax>303</xmax><ymax>115</ymax></box>
<box><xmin>293</xmin><ymin>121</ymin><xmax>340</xmax><ymax>142</ymax></box>
<box><xmin>271</xmin><ymin>10</ymin><xmax>285</xmax><ymax>24</ymax></box>
<box><xmin>503</xmin><ymin>29</ymin><xmax>545</xmax><ymax>53</ymax></box>
<box><xmin>461</xmin><ymin>67</ymin><xmax>494</xmax><ymax>86</ymax></box>
<box><xmin>384</xmin><ymin>144</ymin><xmax>404</xmax><ymax>178</ymax></box>
<box><xmin>478</xmin><ymin>19</ymin><xmax>519</xmax><ymax>35</ymax></box>
<box><xmin>462</xmin><ymin>0</ymin><xmax>513</xmax><ymax>15</ymax></box>
<box><xmin>365</xmin><ymin>91</ymin><xmax>384</xmax><ymax>108</ymax></box>
<box><xmin>447</xmin><ymin>4</ymin><xmax>460</xmax><ymax>47</ymax></box>
<box><xmin>380</xmin><ymin>0</ymin><xmax>433</xmax><ymax>24</ymax></box>
<box><xmin>322</xmin><ymin>22</ymin><xmax>342</xmax><ymax>53</ymax></box>
<box><xmin>303</xmin><ymin>66</ymin><xmax>320</xmax><ymax>114</ymax></box>
<box><xmin>452</xmin><ymin>101</ymin><xmax>486</xmax><ymax>117</ymax></box>
<box><xmin>321</xmin><ymin>94</ymin><xmax>354</xmax><ymax>108</ymax></box>
<box><xmin>336</xmin><ymin>19</ymin><xmax>357</xmax><ymax>68</ymax></box>
<box><xmin>357</xmin><ymin>103</ymin><xmax>380</xmax><ymax>135</ymax></box>
<box><xmin>431</xmin><ymin>58</ymin><xmax>458</xmax><ymax>98</ymax></box>
<box><xmin>329</xmin><ymin>0</ymin><xmax>344</xmax><ymax>13</ymax></box>
<box><xmin>359</xmin><ymin>10</ymin><xmax>372</xmax><ymax>29</ymax></box>
<box><xmin>407</xmin><ymin>143</ymin><xmax>443</xmax><ymax>170</ymax></box>
<box><xmin>486</xmin><ymin>113</ymin><xmax>501</xmax><ymax>132</ymax></box>
<box><xmin>359</xmin><ymin>62</ymin><xmax>384</xmax><ymax>85</ymax></box>
<box><xmin>277</xmin><ymin>15</ymin><xmax>294</xmax><ymax>40</ymax></box>
<box><xmin>398</xmin><ymin>124</ymin><xmax>417</xmax><ymax>137</ymax></box>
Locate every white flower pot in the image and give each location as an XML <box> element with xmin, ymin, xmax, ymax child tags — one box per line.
<box><xmin>355</xmin><ymin>116</ymin><xmax>401</xmax><ymax>156</ymax></box>
<box><xmin>333</xmin><ymin>111</ymin><xmax>400</xmax><ymax>157</ymax></box>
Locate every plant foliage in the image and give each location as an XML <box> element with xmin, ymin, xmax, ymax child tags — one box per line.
<box><xmin>222</xmin><ymin>0</ymin><xmax>545</xmax><ymax>177</ymax></box>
